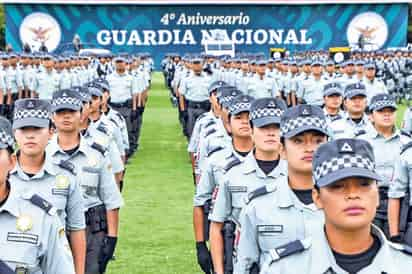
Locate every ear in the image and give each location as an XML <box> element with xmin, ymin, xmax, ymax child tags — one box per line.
<box><xmin>312</xmin><ymin>188</ymin><xmax>324</xmax><ymax>210</ymax></box>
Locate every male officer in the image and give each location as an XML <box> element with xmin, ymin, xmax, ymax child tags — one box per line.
<box><xmin>329</xmin><ymin>83</ymin><xmax>374</xmax><ymax>139</ymax></box>
<box><xmin>193</xmin><ymin>94</ymin><xmax>254</xmax><ymax>274</ymax></box>
<box><xmin>209</xmin><ymin>97</ymin><xmax>287</xmax><ymax>274</ymax></box>
<box><xmin>180</xmin><ymin>57</ymin><xmax>211</xmax><ymax>139</ymax></box>
<box><xmin>5</xmin><ymin>53</ymin><xmax>22</xmax><ymax>119</ymax></box>
<box><xmin>260</xmin><ymin>139</ymin><xmax>412</xmax><ymax>274</ymax></box>
<box><xmin>363</xmin><ymin>62</ymin><xmax>388</xmax><ymax>105</ymax></box>
<box><xmin>297</xmin><ymin>60</ymin><xmax>326</xmax><ymax>106</ymax></box>
<box><xmin>236</xmin><ymin>104</ymin><xmax>330</xmax><ymax>273</ymax></box>
<box><xmin>47</xmin><ymin>89</ymin><xmax>124</xmax><ymax>274</ymax></box>
<box><xmin>32</xmin><ymin>55</ymin><xmax>60</xmax><ymax>100</ymax></box>
<box><xmin>106</xmin><ymin>56</ymin><xmax>137</xmax><ymax>157</ymax></box>
<box><xmin>0</xmin><ymin>116</ymin><xmax>76</xmax><ymax>274</ymax></box>
<box><xmin>357</xmin><ymin>94</ymin><xmax>410</xmax><ymax>237</ymax></box>
<box><xmin>322</xmin><ymin>82</ymin><xmax>344</xmax><ymax>124</ymax></box>
<box><xmin>10</xmin><ymin>98</ymin><xmax>86</xmax><ymax>274</ymax></box>
<box><xmin>247</xmin><ymin>60</ymin><xmax>279</xmax><ymax>99</ymax></box>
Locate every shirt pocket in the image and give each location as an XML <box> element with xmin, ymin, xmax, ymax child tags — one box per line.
<box><xmin>257</xmin><ymin>224</ymin><xmax>291</xmax><ymax>251</ymax></box>
<box><xmin>81</xmin><ymin>167</ymin><xmax>100</xmax><ymax>197</ymax></box>
<box><xmin>229</xmin><ymin>186</ymin><xmax>247</xmax><ymax>208</ymax></box>
<box><xmin>0</xmin><ymin>236</ymin><xmax>40</xmax><ymax>271</ymax></box>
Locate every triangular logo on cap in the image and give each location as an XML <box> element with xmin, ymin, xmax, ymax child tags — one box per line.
<box><xmin>302</xmin><ymin>108</ymin><xmax>309</xmax><ymax>115</ymax></box>
<box><xmin>27</xmin><ymin>101</ymin><xmax>35</xmax><ymax>108</ymax></box>
<box><xmin>268</xmin><ymin>101</ymin><xmax>276</xmax><ymax>108</ymax></box>
<box><xmin>62</xmin><ymin>92</ymin><xmax>68</xmax><ymax>97</ymax></box>
<box><xmin>340</xmin><ymin>142</ymin><xmax>353</xmax><ymax>153</ymax></box>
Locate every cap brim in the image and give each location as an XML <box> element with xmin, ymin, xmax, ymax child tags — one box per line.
<box><xmin>52</xmin><ymin>104</ymin><xmax>81</xmax><ymax>112</ymax></box>
<box><xmin>231</xmin><ymin>108</ymin><xmax>250</xmax><ymax>116</ymax></box>
<box><xmin>283</xmin><ymin>125</ymin><xmax>330</xmax><ymax>139</ymax></box>
<box><xmin>372</xmin><ymin>104</ymin><xmax>397</xmax><ymax>112</ymax></box>
<box><xmin>324</xmin><ymin>91</ymin><xmax>343</xmax><ymax>97</ymax></box>
<box><xmin>13</xmin><ymin>118</ymin><xmax>49</xmax><ymax>129</ymax></box>
<box><xmin>345</xmin><ymin>91</ymin><xmax>367</xmax><ymax>99</ymax></box>
<box><xmin>316</xmin><ymin>167</ymin><xmax>382</xmax><ymax>188</ymax></box>
<box><xmin>252</xmin><ymin>116</ymin><xmax>281</xmax><ymax>128</ymax></box>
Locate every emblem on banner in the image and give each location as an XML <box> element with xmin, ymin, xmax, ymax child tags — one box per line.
<box><xmin>19</xmin><ymin>12</ymin><xmax>62</xmax><ymax>52</ymax></box>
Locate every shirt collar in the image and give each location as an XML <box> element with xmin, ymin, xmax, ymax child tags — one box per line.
<box><xmin>243</xmin><ymin>153</ymin><xmax>286</xmax><ymax>179</ymax></box>
<box><xmin>10</xmin><ymin>152</ymin><xmax>57</xmax><ymax>180</ymax></box>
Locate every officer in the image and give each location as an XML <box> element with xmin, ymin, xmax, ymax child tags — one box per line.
<box><xmin>363</xmin><ymin>62</ymin><xmax>388</xmax><ymax>105</ymax></box>
<box><xmin>236</xmin><ymin>104</ymin><xmax>330</xmax><ymax>273</ymax></box>
<box><xmin>0</xmin><ymin>116</ymin><xmax>76</xmax><ymax>274</ymax></box>
<box><xmin>297</xmin><ymin>60</ymin><xmax>326</xmax><ymax>106</ymax></box>
<box><xmin>10</xmin><ymin>98</ymin><xmax>86</xmax><ymax>274</ymax></box>
<box><xmin>329</xmin><ymin>82</ymin><xmax>374</xmax><ymax>139</ymax></box>
<box><xmin>59</xmin><ymin>57</ymin><xmax>74</xmax><ymax>90</ymax></box>
<box><xmin>193</xmin><ymin>94</ymin><xmax>254</xmax><ymax>274</ymax></box>
<box><xmin>46</xmin><ymin>89</ymin><xmax>124</xmax><ymax>274</ymax></box>
<box><xmin>209</xmin><ymin>97</ymin><xmax>287</xmax><ymax>274</ymax></box>
<box><xmin>0</xmin><ymin>54</ymin><xmax>7</xmax><ymax>116</ymax></box>
<box><xmin>180</xmin><ymin>57</ymin><xmax>211</xmax><ymax>139</ymax></box>
<box><xmin>322</xmin><ymin>82</ymin><xmax>344</xmax><ymax>124</ymax></box>
<box><xmin>337</xmin><ymin>59</ymin><xmax>358</xmax><ymax>88</ymax></box>
<box><xmin>20</xmin><ymin>53</ymin><xmax>35</xmax><ymax>99</ymax></box>
<box><xmin>354</xmin><ymin>59</ymin><xmax>365</xmax><ymax>81</ymax></box>
<box><xmin>261</xmin><ymin>139</ymin><xmax>412</xmax><ymax>274</ymax></box>
<box><xmin>4</xmin><ymin>53</ymin><xmax>22</xmax><ymax>119</ymax></box>
<box><xmin>357</xmin><ymin>93</ymin><xmax>410</xmax><ymax>237</ymax></box>
<box><xmin>106</xmin><ymin>56</ymin><xmax>137</xmax><ymax>157</ymax></box>
<box><xmin>32</xmin><ymin>55</ymin><xmax>60</xmax><ymax>100</ymax></box>
<box><xmin>323</xmin><ymin>59</ymin><xmax>337</xmax><ymax>81</ymax></box>
<box><xmin>246</xmin><ymin>60</ymin><xmax>279</xmax><ymax>99</ymax></box>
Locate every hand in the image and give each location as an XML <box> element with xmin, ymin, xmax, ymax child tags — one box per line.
<box><xmin>98</xmin><ymin>236</ymin><xmax>117</xmax><ymax>273</ymax></box>
<box><xmin>390</xmin><ymin>235</ymin><xmax>403</xmax><ymax>243</ymax></box>
<box><xmin>130</xmin><ymin>110</ymin><xmax>138</xmax><ymax>121</ymax></box>
<box><xmin>196</xmin><ymin>241</ymin><xmax>212</xmax><ymax>274</ymax></box>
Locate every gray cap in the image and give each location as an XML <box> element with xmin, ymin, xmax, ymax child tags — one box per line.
<box><xmin>250</xmin><ymin>97</ymin><xmax>286</xmax><ymax>127</ymax></box>
<box><xmin>220</xmin><ymin>89</ymin><xmax>243</xmax><ymax>109</ymax></box>
<box><xmin>313</xmin><ymin>138</ymin><xmax>381</xmax><ymax>187</ymax></box>
<box><xmin>229</xmin><ymin>95</ymin><xmax>254</xmax><ymax>116</ymax></box>
<box><xmin>323</xmin><ymin>82</ymin><xmax>343</xmax><ymax>97</ymax></box>
<box><xmin>52</xmin><ymin>89</ymin><xmax>82</xmax><ymax>112</ymax></box>
<box><xmin>88</xmin><ymin>85</ymin><xmax>103</xmax><ymax>97</ymax></box>
<box><xmin>364</xmin><ymin>62</ymin><xmax>376</xmax><ymax>69</ymax></box>
<box><xmin>0</xmin><ymin>116</ymin><xmax>14</xmax><ymax>149</ymax></box>
<box><xmin>13</xmin><ymin>99</ymin><xmax>51</xmax><ymax>129</ymax></box>
<box><xmin>208</xmin><ymin>81</ymin><xmax>228</xmax><ymax>95</ymax></box>
<box><xmin>113</xmin><ymin>56</ymin><xmax>126</xmax><ymax>63</ymax></box>
<box><xmin>94</xmin><ymin>78</ymin><xmax>110</xmax><ymax>92</ymax></box>
<box><xmin>344</xmin><ymin>82</ymin><xmax>367</xmax><ymax>99</ymax></box>
<box><xmin>369</xmin><ymin>93</ymin><xmax>397</xmax><ymax>112</ymax></box>
<box><xmin>280</xmin><ymin>105</ymin><xmax>330</xmax><ymax>138</ymax></box>
<box><xmin>72</xmin><ymin>86</ymin><xmax>91</xmax><ymax>103</ymax></box>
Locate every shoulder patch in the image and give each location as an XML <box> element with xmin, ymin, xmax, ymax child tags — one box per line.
<box><xmin>268</xmin><ymin>238</ymin><xmax>311</xmax><ymax>263</ymax></box>
<box><xmin>330</xmin><ymin>115</ymin><xmax>342</xmax><ymax>122</ymax></box>
<box><xmin>109</xmin><ymin>118</ymin><xmax>119</xmax><ymax>127</ymax></box>
<box><xmin>401</xmin><ymin>141</ymin><xmax>412</xmax><ymax>154</ymax></box>
<box><xmin>246</xmin><ymin>184</ymin><xmax>277</xmax><ymax>204</ymax></box>
<box><xmin>224</xmin><ymin>156</ymin><xmax>241</xmax><ymax>172</ymax></box>
<box><xmin>207</xmin><ymin>146</ymin><xmax>224</xmax><ymax>158</ymax></box>
<box><xmin>57</xmin><ymin>160</ymin><xmax>76</xmax><ymax>175</ymax></box>
<box><xmin>91</xmin><ymin>142</ymin><xmax>107</xmax><ymax>155</ymax></box>
<box><xmin>204</xmin><ymin>120</ymin><xmax>216</xmax><ymax>129</ymax></box>
<box><xmin>354</xmin><ymin>129</ymin><xmax>367</xmax><ymax>137</ymax></box>
<box><xmin>205</xmin><ymin>128</ymin><xmax>217</xmax><ymax>137</ymax></box>
<box><xmin>29</xmin><ymin>194</ymin><xmax>57</xmax><ymax>216</ymax></box>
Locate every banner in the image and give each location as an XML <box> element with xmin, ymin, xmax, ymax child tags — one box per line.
<box><xmin>5</xmin><ymin>3</ymin><xmax>409</xmax><ymax>65</ymax></box>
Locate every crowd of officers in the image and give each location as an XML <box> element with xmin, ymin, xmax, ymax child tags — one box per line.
<box><xmin>163</xmin><ymin>50</ymin><xmax>412</xmax><ymax>274</ymax></box>
<box><xmin>0</xmin><ymin>51</ymin><xmax>152</xmax><ymax>274</ymax></box>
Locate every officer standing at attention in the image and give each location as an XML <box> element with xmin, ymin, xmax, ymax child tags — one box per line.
<box><xmin>247</xmin><ymin>60</ymin><xmax>279</xmax><ymax>99</ymax></box>
<box><xmin>363</xmin><ymin>62</ymin><xmax>388</xmax><ymax>105</ymax></box>
<box><xmin>46</xmin><ymin>89</ymin><xmax>124</xmax><ymax>274</ymax></box>
<box><xmin>9</xmin><ymin>99</ymin><xmax>86</xmax><ymax>274</ymax></box>
<box><xmin>0</xmin><ymin>116</ymin><xmax>76</xmax><ymax>274</ymax></box>
<box><xmin>357</xmin><ymin>94</ymin><xmax>410</xmax><ymax>237</ymax></box>
<box><xmin>297</xmin><ymin>60</ymin><xmax>326</xmax><ymax>106</ymax></box>
<box><xmin>260</xmin><ymin>139</ymin><xmax>412</xmax><ymax>274</ymax></box>
<box><xmin>32</xmin><ymin>55</ymin><xmax>60</xmax><ymax>100</ymax></box>
<box><xmin>106</xmin><ymin>56</ymin><xmax>137</xmax><ymax>157</ymax></box>
<box><xmin>322</xmin><ymin>82</ymin><xmax>344</xmax><ymax>124</ymax></box>
<box><xmin>236</xmin><ymin>104</ymin><xmax>330</xmax><ymax>274</ymax></box>
<box><xmin>180</xmin><ymin>57</ymin><xmax>211</xmax><ymax>139</ymax></box>
<box><xmin>209</xmin><ymin>98</ymin><xmax>287</xmax><ymax>274</ymax></box>
<box><xmin>329</xmin><ymin>83</ymin><xmax>374</xmax><ymax>139</ymax></box>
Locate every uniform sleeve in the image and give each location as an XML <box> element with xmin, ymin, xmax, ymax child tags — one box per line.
<box><xmin>188</xmin><ymin>120</ymin><xmax>202</xmax><ymax>153</ymax></box>
<box><xmin>209</xmin><ymin>178</ymin><xmax>231</xmax><ymax>223</ymax></box>
<box><xmin>108</xmin><ymin>140</ymin><xmax>124</xmax><ymax>173</ymax></box>
<box><xmin>42</xmin><ymin>217</ymin><xmax>76</xmax><ymax>274</ymax></box>
<box><xmin>98</xmin><ymin>156</ymin><xmax>124</xmax><ymax>210</ymax></box>
<box><xmin>66</xmin><ymin>177</ymin><xmax>86</xmax><ymax>231</ymax></box>
<box><xmin>271</xmin><ymin>79</ymin><xmax>280</xmax><ymax>97</ymax></box>
<box><xmin>235</xmin><ymin>205</ymin><xmax>260</xmax><ymax>274</ymax></box>
<box><xmin>388</xmin><ymin>155</ymin><xmax>409</xmax><ymax>199</ymax></box>
<box><xmin>194</xmin><ymin>161</ymin><xmax>215</xmax><ymax>207</ymax></box>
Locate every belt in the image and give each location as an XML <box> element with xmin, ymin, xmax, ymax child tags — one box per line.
<box><xmin>187</xmin><ymin>100</ymin><xmax>210</xmax><ymax>109</ymax></box>
<box><xmin>110</xmin><ymin>100</ymin><xmax>131</xmax><ymax>108</ymax></box>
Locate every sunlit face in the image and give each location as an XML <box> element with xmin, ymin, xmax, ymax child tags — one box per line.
<box><xmin>14</xmin><ymin>127</ymin><xmax>51</xmax><ymax>157</ymax></box>
<box><xmin>252</xmin><ymin>124</ymin><xmax>281</xmax><ymax>154</ymax></box>
<box><xmin>53</xmin><ymin>109</ymin><xmax>81</xmax><ymax>133</ymax></box>
<box><xmin>344</xmin><ymin>95</ymin><xmax>367</xmax><ymax>116</ymax></box>
<box><xmin>371</xmin><ymin>107</ymin><xmax>396</xmax><ymax>129</ymax></box>
<box><xmin>229</xmin><ymin>112</ymin><xmax>251</xmax><ymax>138</ymax></box>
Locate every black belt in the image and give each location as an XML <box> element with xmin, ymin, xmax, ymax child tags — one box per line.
<box><xmin>110</xmin><ymin>100</ymin><xmax>131</xmax><ymax>108</ymax></box>
<box><xmin>187</xmin><ymin>100</ymin><xmax>210</xmax><ymax>109</ymax></box>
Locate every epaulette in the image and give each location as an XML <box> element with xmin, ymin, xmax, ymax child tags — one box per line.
<box><xmin>205</xmin><ymin>128</ymin><xmax>217</xmax><ymax>137</ymax></box>
<box><xmin>109</xmin><ymin>117</ymin><xmax>119</xmax><ymax>127</ymax></box>
<box><xmin>330</xmin><ymin>115</ymin><xmax>342</xmax><ymax>122</ymax></box>
<box><xmin>268</xmin><ymin>238</ymin><xmax>311</xmax><ymax>263</ymax></box>
<box><xmin>207</xmin><ymin>146</ymin><xmax>224</xmax><ymax>158</ymax></box>
<box><xmin>401</xmin><ymin>141</ymin><xmax>412</xmax><ymax>154</ymax></box>
<box><xmin>245</xmin><ymin>184</ymin><xmax>277</xmax><ymax>204</ymax></box>
<box><xmin>196</xmin><ymin>112</ymin><xmax>209</xmax><ymax>122</ymax></box>
<box><xmin>91</xmin><ymin>142</ymin><xmax>107</xmax><ymax>155</ymax></box>
<box><xmin>388</xmin><ymin>241</ymin><xmax>412</xmax><ymax>256</ymax></box>
<box><xmin>58</xmin><ymin>160</ymin><xmax>76</xmax><ymax>175</ymax></box>
<box><xmin>354</xmin><ymin>129</ymin><xmax>367</xmax><ymax>137</ymax></box>
<box><xmin>115</xmin><ymin>112</ymin><xmax>124</xmax><ymax>121</ymax></box>
<box><xmin>204</xmin><ymin>120</ymin><xmax>216</xmax><ymax>129</ymax></box>
<box><xmin>28</xmin><ymin>194</ymin><xmax>57</xmax><ymax>216</ymax></box>
<box><xmin>224</xmin><ymin>156</ymin><xmax>241</xmax><ymax>172</ymax></box>
<box><xmin>400</xmin><ymin>130</ymin><xmax>411</xmax><ymax>138</ymax></box>
<box><xmin>96</xmin><ymin>123</ymin><xmax>109</xmax><ymax>135</ymax></box>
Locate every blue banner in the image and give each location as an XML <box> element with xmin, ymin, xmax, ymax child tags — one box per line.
<box><xmin>5</xmin><ymin>3</ymin><xmax>409</xmax><ymax>65</ymax></box>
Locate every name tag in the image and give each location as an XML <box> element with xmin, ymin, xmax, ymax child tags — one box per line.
<box><xmin>52</xmin><ymin>188</ymin><xmax>69</xmax><ymax>196</ymax></box>
<box><xmin>7</xmin><ymin>232</ymin><xmax>39</xmax><ymax>245</ymax></box>
<box><xmin>229</xmin><ymin>186</ymin><xmax>247</xmax><ymax>193</ymax></box>
<box><xmin>257</xmin><ymin>225</ymin><xmax>283</xmax><ymax>234</ymax></box>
